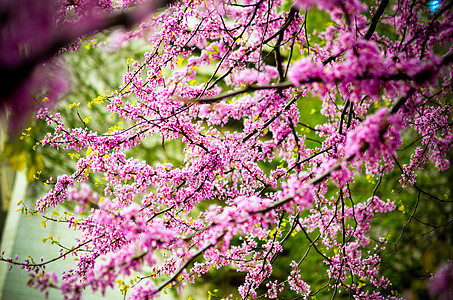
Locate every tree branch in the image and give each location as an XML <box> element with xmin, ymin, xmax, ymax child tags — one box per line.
<box><xmin>364</xmin><ymin>0</ymin><xmax>389</xmax><ymax>40</ymax></box>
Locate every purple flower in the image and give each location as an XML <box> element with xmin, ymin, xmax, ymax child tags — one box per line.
<box><xmin>429</xmin><ymin>261</ymin><xmax>453</xmax><ymax>300</ymax></box>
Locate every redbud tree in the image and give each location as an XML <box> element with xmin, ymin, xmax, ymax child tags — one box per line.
<box><xmin>1</xmin><ymin>0</ymin><xmax>453</xmax><ymax>299</ymax></box>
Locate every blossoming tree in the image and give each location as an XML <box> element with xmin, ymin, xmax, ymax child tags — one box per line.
<box><xmin>1</xmin><ymin>0</ymin><xmax>453</xmax><ymax>299</ymax></box>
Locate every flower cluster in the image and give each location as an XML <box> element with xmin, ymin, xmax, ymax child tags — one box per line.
<box><xmin>2</xmin><ymin>0</ymin><xmax>452</xmax><ymax>299</ymax></box>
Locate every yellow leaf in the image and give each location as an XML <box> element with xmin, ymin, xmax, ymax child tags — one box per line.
<box><xmin>86</xmin><ymin>147</ymin><xmax>93</xmax><ymax>156</ymax></box>
<box><xmin>67</xmin><ymin>102</ymin><xmax>80</xmax><ymax>109</ymax></box>
<box><xmin>83</xmin><ymin>117</ymin><xmax>92</xmax><ymax>124</ymax></box>
<box><xmin>17</xmin><ymin>199</ymin><xmax>23</xmax><ymax>206</ymax></box>
<box><xmin>42</xmin><ymin>97</ymin><xmax>49</xmax><ymax>102</ymax></box>
<box><xmin>177</xmin><ymin>56</ymin><xmax>184</xmax><ymax>68</ymax></box>
<box><xmin>52</xmin><ymin>211</ymin><xmax>60</xmax><ymax>216</ymax></box>
<box><xmin>41</xmin><ymin>220</ymin><xmax>46</xmax><ymax>228</ymax></box>
<box><xmin>93</xmin><ymin>96</ymin><xmax>104</xmax><ymax>104</ymax></box>
<box><xmin>211</xmin><ymin>45</ymin><xmax>219</xmax><ymax>54</ymax></box>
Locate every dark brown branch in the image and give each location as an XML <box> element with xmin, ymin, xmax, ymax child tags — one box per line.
<box><xmin>151</xmin><ymin>234</ymin><xmax>224</xmax><ymax>295</ymax></box>
<box><xmin>1</xmin><ymin>238</ymin><xmax>93</xmax><ymax>267</ymax></box>
<box><xmin>242</xmin><ymin>96</ymin><xmax>298</xmax><ymax>142</ymax></box>
<box><xmin>392</xmin><ymin>190</ymin><xmax>421</xmax><ymax>253</ymax></box>
<box><xmin>338</xmin><ymin>100</ymin><xmax>350</xmax><ymax>135</ymax></box>
<box><xmin>322</xmin><ymin>0</ymin><xmax>389</xmax><ymax>65</ymax></box>
<box><xmin>274</xmin><ymin>7</ymin><xmax>299</xmax><ymax>82</ymax></box>
<box><xmin>182</xmin><ymin>82</ymin><xmax>294</xmax><ymax>104</ymax></box>
<box><xmin>364</xmin><ymin>0</ymin><xmax>389</xmax><ymax>40</ymax></box>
